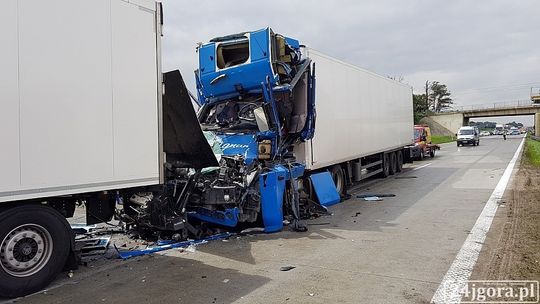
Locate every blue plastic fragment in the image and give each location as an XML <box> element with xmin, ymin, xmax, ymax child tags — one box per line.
<box><xmin>309</xmin><ymin>172</ymin><xmax>340</xmax><ymax>207</ymax></box>
<box><xmin>116</xmin><ymin>232</ymin><xmax>234</xmax><ymax>260</ymax></box>
<box><xmin>188</xmin><ymin>207</ymin><xmax>240</xmax><ymax>227</ymax></box>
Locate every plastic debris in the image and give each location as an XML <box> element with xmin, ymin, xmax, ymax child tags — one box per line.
<box><xmin>361</xmin><ymin>196</ymin><xmax>382</xmax><ymax>201</ymax></box>
<box><xmin>78</xmin><ymin>236</ymin><xmax>111</xmax><ymax>256</ymax></box>
<box><xmin>280</xmin><ymin>266</ymin><xmax>296</xmax><ymax>271</ymax></box>
<box><xmin>223</xmin><ymin>279</ymin><xmax>230</xmax><ymax>283</ymax></box>
<box><xmin>357</xmin><ymin>193</ymin><xmax>395</xmax><ymax>198</ymax></box>
<box><xmin>67</xmin><ymin>270</ymin><xmax>74</xmax><ymax>278</ymax></box>
<box><xmin>70</xmin><ymin>223</ymin><xmax>97</xmax><ymax>234</ymax></box>
<box><xmin>116</xmin><ymin>232</ymin><xmax>234</xmax><ymax>259</ymax></box>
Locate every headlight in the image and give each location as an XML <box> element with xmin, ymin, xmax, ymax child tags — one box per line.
<box><xmin>258</xmin><ymin>140</ymin><xmax>272</xmax><ymax>160</ymax></box>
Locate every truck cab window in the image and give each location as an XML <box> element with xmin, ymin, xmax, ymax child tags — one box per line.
<box><xmin>216</xmin><ymin>39</ymin><xmax>249</xmax><ymax>69</ymax></box>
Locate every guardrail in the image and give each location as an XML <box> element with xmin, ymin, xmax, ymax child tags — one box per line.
<box><xmin>443</xmin><ymin>100</ymin><xmax>537</xmax><ymax>113</ymax></box>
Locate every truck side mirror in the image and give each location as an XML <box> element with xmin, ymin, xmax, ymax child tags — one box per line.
<box><xmin>253</xmin><ymin>107</ymin><xmax>270</xmax><ymax>132</ymax></box>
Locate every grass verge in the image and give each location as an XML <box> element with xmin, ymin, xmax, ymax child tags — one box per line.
<box><xmin>431</xmin><ymin>135</ymin><xmax>455</xmax><ymax>144</ymax></box>
<box><xmin>524</xmin><ymin>137</ymin><xmax>540</xmax><ymax>166</ymax></box>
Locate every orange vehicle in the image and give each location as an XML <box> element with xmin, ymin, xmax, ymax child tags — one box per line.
<box><xmin>412</xmin><ymin>125</ymin><xmax>440</xmax><ymax>160</ymax></box>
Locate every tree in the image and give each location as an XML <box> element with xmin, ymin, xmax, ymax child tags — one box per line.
<box><xmin>413</xmin><ymin>93</ymin><xmax>429</xmax><ymax>123</ymax></box>
<box><xmin>429</xmin><ymin>81</ymin><xmax>453</xmax><ymax>112</ymax></box>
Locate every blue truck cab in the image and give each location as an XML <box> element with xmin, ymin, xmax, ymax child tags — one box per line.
<box><xmin>186</xmin><ymin>28</ymin><xmax>319</xmax><ymax>231</ymax></box>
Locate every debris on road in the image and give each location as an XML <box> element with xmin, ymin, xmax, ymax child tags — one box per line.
<box><xmin>280</xmin><ymin>266</ymin><xmax>296</xmax><ymax>271</ymax></box>
<box><xmin>78</xmin><ymin>236</ymin><xmax>111</xmax><ymax>257</ymax></box>
<box><xmin>361</xmin><ymin>196</ymin><xmax>383</xmax><ymax>201</ymax></box>
<box><xmin>115</xmin><ymin>232</ymin><xmax>234</xmax><ymax>259</ymax></box>
<box><xmin>357</xmin><ymin>193</ymin><xmax>396</xmax><ymax>198</ymax></box>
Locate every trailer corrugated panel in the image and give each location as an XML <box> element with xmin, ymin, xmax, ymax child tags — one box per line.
<box><xmin>296</xmin><ymin>49</ymin><xmax>413</xmax><ymax>170</ymax></box>
<box><xmin>0</xmin><ymin>0</ymin><xmax>161</xmax><ymax>202</ymax></box>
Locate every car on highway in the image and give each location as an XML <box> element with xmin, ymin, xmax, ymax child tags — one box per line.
<box><xmin>457</xmin><ymin>126</ymin><xmax>480</xmax><ymax>146</ymax></box>
<box><xmin>510</xmin><ymin>130</ymin><xmax>521</xmax><ymax>135</ymax></box>
<box><xmin>479</xmin><ymin>131</ymin><xmax>491</xmax><ymax>136</ymax></box>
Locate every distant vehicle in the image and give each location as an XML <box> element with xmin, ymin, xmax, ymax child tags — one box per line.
<box><xmin>457</xmin><ymin>126</ymin><xmax>480</xmax><ymax>146</ymax></box>
<box><xmin>494</xmin><ymin>124</ymin><xmax>504</xmax><ymax>135</ymax></box>
<box><xmin>510</xmin><ymin>130</ymin><xmax>521</xmax><ymax>135</ymax></box>
<box><xmin>479</xmin><ymin>131</ymin><xmax>491</xmax><ymax>136</ymax></box>
<box><xmin>411</xmin><ymin>125</ymin><xmax>440</xmax><ymax>160</ymax></box>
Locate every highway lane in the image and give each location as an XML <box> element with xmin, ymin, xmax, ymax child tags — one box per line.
<box><xmin>11</xmin><ymin>135</ymin><xmax>525</xmax><ymax>304</ymax></box>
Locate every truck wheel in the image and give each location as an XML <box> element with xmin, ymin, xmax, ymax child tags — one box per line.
<box><xmin>430</xmin><ymin>149</ymin><xmax>435</xmax><ymax>158</ymax></box>
<box><xmin>396</xmin><ymin>151</ymin><xmax>403</xmax><ymax>172</ymax></box>
<box><xmin>0</xmin><ymin>205</ymin><xmax>72</xmax><ymax>298</ymax></box>
<box><xmin>380</xmin><ymin>153</ymin><xmax>390</xmax><ymax>178</ymax></box>
<box><xmin>389</xmin><ymin>152</ymin><xmax>397</xmax><ymax>175</ymax></box>
<box><xmin>330</xmin><ymin>165</ymin><xmax>346</xmax><ymax>195</ymax></box>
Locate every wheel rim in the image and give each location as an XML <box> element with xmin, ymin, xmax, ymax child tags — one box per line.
<box><xmin>0</xmin><ymin>224</ymin><xmax>53</xmax><ymax>277</ymax></box>
<box><xmin>332</xmin><ymin>169</ymin><xmax>344</xmax><ymax>194</ymax></box>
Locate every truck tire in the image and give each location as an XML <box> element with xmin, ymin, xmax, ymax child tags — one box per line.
<box><xmin>396</xmin><ymin>151</ymin><xmax>403</xmax><ymax>172</ymax></box>
<box><xmin>0</xmin><ymin>205</ymin><xmax>72</xmax><ymax>298</ymax></box>
<box><xmin>389</xmin><ymin>152</ymin><xmax>397</xmax><ymax>175</ymax></box>
<box><xmin>380</xmin><ymin>153</ymin><xmax>390</xmax><ymax>178</ymax></box>
<box><xmin>430</xmin><ymin>149</ymin><xmax>435</xmax><ymax>158</ymax></box>
<box><xmin>330</xmin><ymin>165</ymin><xmax>346</xmax><ymax>195</ymax></box>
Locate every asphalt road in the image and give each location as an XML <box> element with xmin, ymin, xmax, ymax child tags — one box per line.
<box><xmin>7</xmin><ymin>135</ymin><xmax>525</xmax><ymax>304</ymax></box>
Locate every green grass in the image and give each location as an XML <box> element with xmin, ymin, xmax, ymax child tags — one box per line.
<box><xmin>431</xmin><ymin>135</ymin><xmax>455</xmax><ymax>144</ymax></box>
<box><xmin>524</xmin><ymin>137</ymin><xmax>540</xmax><ymax>166</ymax></box>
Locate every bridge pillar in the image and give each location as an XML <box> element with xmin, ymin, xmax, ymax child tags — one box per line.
<box><xmin>463</xmin><ymin>117</ymin><xmax>470</xmax><ymax>126</ymax></box>
<box><xmin>534</xmin><ymin>113</ymin><xmax>540</xmax><ymax>136</ymax></box>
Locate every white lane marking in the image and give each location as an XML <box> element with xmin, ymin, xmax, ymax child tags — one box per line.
<box><xmin>413</xmin><ymin>163</ymin><xmax>432</xmax><ymax>171</ymax></box>
<box><xmin>431</xmin><ymin>137</ymin><xmax>526</xmax><ymax>304</ymax></box>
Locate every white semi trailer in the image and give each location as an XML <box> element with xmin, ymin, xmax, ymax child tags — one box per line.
<box><xmin>0</xmin><ymin>0</ymin><xmax>165</xmax><ymax>296</ymax></box>
<box><xmin>295</xmin><ymin>49</ymin><xmax>414</xmax><ymax>191</ymax></box>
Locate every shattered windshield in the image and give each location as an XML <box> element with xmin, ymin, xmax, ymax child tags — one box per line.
<box><xmin>200</xmin><ymin>99</ymin><xmax>262</xmax><ymax>132</ymax></box>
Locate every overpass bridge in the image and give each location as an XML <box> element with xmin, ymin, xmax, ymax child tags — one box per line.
<box><xmin>422</xmin><ymin>100</ymin><xmax>540</xmax><ymax>136</ymax></box>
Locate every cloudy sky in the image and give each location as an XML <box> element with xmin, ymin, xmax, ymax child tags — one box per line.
<box><xmin>160</xmin><ymin>0</ymin><xmax>539</xmax><ymax>125</ymax></box>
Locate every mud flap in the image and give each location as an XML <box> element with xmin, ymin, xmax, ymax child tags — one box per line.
<box><xmin>309</xmin><ymin>172</ymin><xmax>340</xmax><ymax>207</ymax></box>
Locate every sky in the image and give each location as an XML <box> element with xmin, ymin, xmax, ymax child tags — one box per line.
<box><xmin>160</xmin><ymin>0</ymin><xmax>540</xmax><ymax>126</ymax></box>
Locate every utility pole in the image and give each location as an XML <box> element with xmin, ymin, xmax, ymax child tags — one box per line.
<box><xmin>425</xmin><ymin>80</ymin><xmax>430</xmax><ymax>112</ymax></box>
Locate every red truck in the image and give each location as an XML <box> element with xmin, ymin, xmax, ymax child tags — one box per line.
<box><xmin>411</xmin><ymin>125</ymin><xmax>440</xmax><ymax>160</ymax></box>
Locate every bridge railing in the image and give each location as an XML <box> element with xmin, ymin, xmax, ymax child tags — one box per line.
<box><xmin>445</xmin><ymin>100</ymin><xmax>536</xmax><ymax>113</ymax></box>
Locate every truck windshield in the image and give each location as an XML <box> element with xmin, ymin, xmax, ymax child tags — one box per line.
<box><xmin>414</xmin><ymin>129</ymin><xmax>422</xmax><ymax>140</ymax></box>
<box><xmin>459</xmin><ymin>130</ymin><xmax>474</xmax><ymax>135</ymax></box>
<box><xmin>199</xmin><ymin>100</ymin><xmax>262</xmax><ymax>132</ymax></box>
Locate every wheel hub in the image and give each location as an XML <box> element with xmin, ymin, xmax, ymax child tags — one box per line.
<box><xmin>0</xmin><ymin>224</ymin><xmax>53</xmax><ymax>277</ymax></box>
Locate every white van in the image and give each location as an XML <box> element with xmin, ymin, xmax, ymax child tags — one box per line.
<box><xmin>457</xmin><ymin>126</ymin><xmax>480</xmax><ymax>146</ymax></box>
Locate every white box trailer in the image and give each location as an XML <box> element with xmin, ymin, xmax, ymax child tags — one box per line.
<box><xmin>295</xmin><ymin>49</ymin><xmax>414</xmax><ymax>185</ymax></box>
<box><xmin>0</xmin><ymin>0</ymin><xmax>163</xmax><ymax>297</ymax></box>
<box><xmin>0</xmin><ymin>0</ymin><xmax>162</xmax><ymax>203</ymax></box>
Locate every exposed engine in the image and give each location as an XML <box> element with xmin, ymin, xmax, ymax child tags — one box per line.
<box><xmin>189</xmin><ymin>155</ymin><xmax>262</xmax><ymax>223</ymax></box>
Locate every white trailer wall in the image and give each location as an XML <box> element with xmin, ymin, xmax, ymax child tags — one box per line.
<box><xmin>298</xmin><ymin>49</ymin><xmax>413</xmax><ymax>170</ymax></box>
<box><xmin>0</xmin><ymin>0</ymin><xmax>160</xmax><ymax>202</ymax></box>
